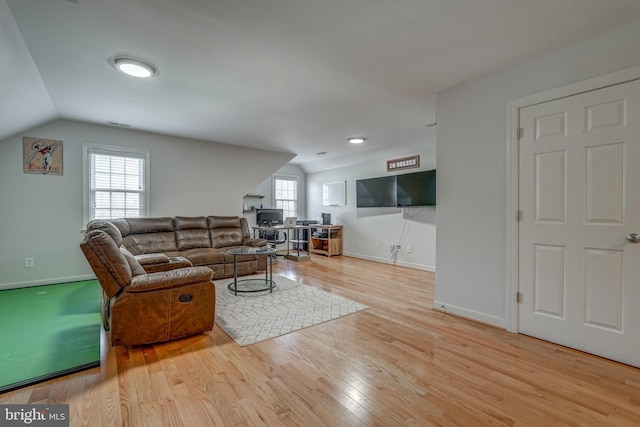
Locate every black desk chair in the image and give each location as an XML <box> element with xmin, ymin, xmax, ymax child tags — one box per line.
<box><xmin>259</xmin><ymin>229</ymin><xmax>287</xmax><ymax>258</ymax></box>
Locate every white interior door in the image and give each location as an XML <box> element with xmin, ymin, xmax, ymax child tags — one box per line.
<box><xmin>518</xmin><ymin>79</ymin><xmax>640</xmax><ymax>367</ymax></box>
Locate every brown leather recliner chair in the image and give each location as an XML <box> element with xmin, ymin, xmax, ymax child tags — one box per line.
<box><xmin>80</xmin><ymin>221</ymin><xmax>216</xmax><ymax>346</ymax></box>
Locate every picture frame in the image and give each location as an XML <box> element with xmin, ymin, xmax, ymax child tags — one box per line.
<box><xmin>23</xmin><ymin>137</ymin><xmax>63</xmax><ymax>175</ymax></box>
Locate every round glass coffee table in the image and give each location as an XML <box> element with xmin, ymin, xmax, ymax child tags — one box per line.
<box><xmin>227</xmin><ymin>247</ymin><xmax>277</xmax><ymax>296</ymax></box>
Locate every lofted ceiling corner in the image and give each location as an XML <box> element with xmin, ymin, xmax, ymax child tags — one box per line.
<box><xmin>3</xmin><ymin>0</ymin><xmax>640</xmax><ymax>170</ymax></box>
<box><xmin>0</xmin><ymin>0</ymin><xmax>58</xmax><ymax>142</ymax></box>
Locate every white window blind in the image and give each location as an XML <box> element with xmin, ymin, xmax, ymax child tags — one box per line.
<box><xmin>274</xmin><ymin>176</ymin><xmax>297</xmax><ymax>218</ymax></box>
<box><xmin>85</xmin><ymin>145</ymin><xmax>149</xmax><ymax>221</ymax></box>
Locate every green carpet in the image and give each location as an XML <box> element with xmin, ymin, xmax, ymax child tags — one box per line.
<box><xmin>0</xmin><ymin>280</ymin><xmax>101</xmax><ymax>393</ymax></box>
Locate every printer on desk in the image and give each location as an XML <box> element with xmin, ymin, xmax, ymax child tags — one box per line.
<box><xmin>321</xmin><ymin>213</ymin><xmax>331</xmax><ymax>225</ymax></box>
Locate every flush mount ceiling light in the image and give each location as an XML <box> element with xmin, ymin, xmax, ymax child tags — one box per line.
<box><xmin>108</xmin><ymin>55</ymin><xmax>158</xmax><ymax>78</ymax></box>
<box><xmin>347</xmin><ymin>137</ymin><xmax>366</xmax><ymax>144</ymax></box>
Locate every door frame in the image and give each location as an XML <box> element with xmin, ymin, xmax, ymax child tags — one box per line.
<box><xmin>505</xmin><ymin>65</ymin><xmax>640</xmax><ymax>333</ymax></box>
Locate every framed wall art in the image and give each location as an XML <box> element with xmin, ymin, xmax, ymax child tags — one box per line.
<box><xmin>23</xmin><ymin>137</ymin><xmax>63</xmax><ymax>175</ymax></box>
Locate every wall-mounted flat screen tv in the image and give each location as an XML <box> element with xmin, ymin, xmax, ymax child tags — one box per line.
<box><xmin>356</xmin><ymin>176</ymin><xmax>397</xmax><ymax>208</ymax></box>
<box><xmin>396</xmin><ymin>169</ymin><xmax>436</xmax><ymax>207</ymax></box>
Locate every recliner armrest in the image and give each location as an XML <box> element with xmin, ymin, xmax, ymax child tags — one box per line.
<box><xmin>126</xmin><ymin>267</ymin><xmax>213</xmax><ymax>293</ymax></box>
<box><xmin>135</xmin><ymin>253</ymin><xmax>170</xmax><ymax>265</ymax></box>
<box><xmin>136</xmin><ymin>254</ymin><xmax>192</xmax><ymax>273</ymax></box>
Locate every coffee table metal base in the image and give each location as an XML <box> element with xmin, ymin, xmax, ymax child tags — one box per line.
<box><xmin>227</xmin><ymin>277</ymin><xmax>276</xmax><ymax>295</ymax></box>
<box><xmin>228</xmin><ymin>249</ymin><xmax>275</xmax><ymax>296</ymax></box>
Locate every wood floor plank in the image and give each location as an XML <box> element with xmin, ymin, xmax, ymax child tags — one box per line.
<box><xmin>2</xmin><ymin>255</ymin><xmax>640</xmax><ymax>426</ymax></box>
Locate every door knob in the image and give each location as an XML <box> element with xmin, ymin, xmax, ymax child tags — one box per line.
<box><xmin>626</xmin><ymin>233</ymin><xmax>640</xmax><ymax>243</ymax></box>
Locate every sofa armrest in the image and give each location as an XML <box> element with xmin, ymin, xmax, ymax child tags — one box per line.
<box><xmin>243</xmin><ymin>238</ymin><xmax>267</xmax><ymax>247</ymax></box>
<box><xmin>126</xmin><ymin>267</ymin><xmax>213</xmax><ymax>293</ymax></box>
<box><xmin>136</xmin><ymin>254</ymin><xmax>193</xmax><ymax>273</ymax></box>
<box><xmin>135</xmin><ymin>253</ymin><xmax>170</xmax><ymax>265</ymax></box>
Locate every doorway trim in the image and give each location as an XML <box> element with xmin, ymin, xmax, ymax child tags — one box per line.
<box><xmin>505</xmin><ymin>65</ymin><xmax>640</xmax><ymax>333</ymax></box>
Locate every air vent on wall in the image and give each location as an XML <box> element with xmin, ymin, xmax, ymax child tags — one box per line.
<box><xmin>107</xmin><ymin>121</ymin><xmax>132</xmax><ymax>128</ymax></box>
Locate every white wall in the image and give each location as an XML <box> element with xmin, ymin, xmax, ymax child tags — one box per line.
<box><xmin>243</xmin><ymin>163</ymin><xmax>307</xmax><ymax>227</ymax></box>
<box><xmin>0</xmin><ymin>119</ymin><xmax>294</xmax><ymax>289</ymax></box>
<box><xmin>307</xmin><ymin>149</ymin><xmax>436</xmax><ymax>271</ymax></box>
<box><xmin>243</xmin><ymin>164</ymin><xmax>307</xmax><ymax>253</ymax></box>
<box><xmin>436</xmin><ymin>19</ymin><xmax>640</xmax><ymax>327</ymax></box>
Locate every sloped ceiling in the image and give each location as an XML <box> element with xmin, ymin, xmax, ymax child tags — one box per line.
<box><xmin>0</xmin><ymin>0</ymin><xmax>57</xmax><ymax>140</ymax></box>
<box><xmin>3</xmin><ymin>0</ymin><xmax>640</xmax><ymax>172</ymax></box>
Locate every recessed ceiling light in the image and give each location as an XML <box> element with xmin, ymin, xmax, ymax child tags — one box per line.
<box><xmin>108</xmin><ymin>55</ymin><xmax>158</xmax><ymax>78</ymax></box>
<box><xmin>347</xmin><ymin>137</ymin><xmax>366</xmax><ymax>144</ymax></box>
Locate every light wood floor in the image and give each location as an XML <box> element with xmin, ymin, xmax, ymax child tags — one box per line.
<box><xmin>2</xmin><ymin>256</ymin><xmax>640</xmax><ymax>426</ymax></box>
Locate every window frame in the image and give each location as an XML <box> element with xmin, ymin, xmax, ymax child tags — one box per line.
<box><xmin>273</xmin><ymin>175</ymin><xmax>298</xmax><ymax>218</ymax></box>
<box><xmin>82</xmin><ymin>143</ymin><xmax>150</xmax><ymax>224</ymax></box>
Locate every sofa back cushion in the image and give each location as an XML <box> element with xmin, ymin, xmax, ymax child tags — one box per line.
<box><xmin>174</xmin><ymin>216</ymin><xmax>212</xmax><ymax>251</ymax></box>
<box><xmin>120</xmin><ymin>247</ymin><xmax>146</xmax><ymax>276</ymax></box>
<box><xmin>208</xmin><ymin>216</ymin><xmax>243</xmax><ymax>248</ymax></box>
<box><xmin>80</xmin><ymin>229</ymin><xmax>132</xmax><ymax>298</ymax></box>
<box><xmin>86</xmin><ymin>220</ymin><xmax>124</xmax><ymax>246</ymax></box>
<box><xmin>117</xmin><ymin>217</ymin><xmax>178</xmax><ymax>254</ymax></box>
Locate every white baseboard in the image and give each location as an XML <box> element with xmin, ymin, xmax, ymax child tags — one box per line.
<box><xmin>432</xmin><ymin>299</ymin><xmax>506</xmax><ymax>329</ymax></box>
<box><xmin>343</xmin><ymin>252</ymin><xmax>435</xmax><ymax>272</ymax></box>
<box><xmin>0</xmin><ymin>274</ymin><xmax>97</xmax><ymax>291</ymax></box>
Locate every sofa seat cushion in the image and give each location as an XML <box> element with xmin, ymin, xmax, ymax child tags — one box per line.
<box><xmin>182</xmin><ymin>248</ymin><xmax>227</xmax><ymax>266</ymax></box>
<box><xmin>162</xmin><ymin>251</ymin><xmax>183</xmax><ymax>258</ymax></box>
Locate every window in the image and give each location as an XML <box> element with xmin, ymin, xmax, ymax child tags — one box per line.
<box><xmin>83</xmin><ymin>144</ymin><xmax>149</xmax><ymax>222</ymax></box>
<box><xmin>274</xmin><ymin>176</ymin><xmax>297</xmax><ymax>218</ymax></box>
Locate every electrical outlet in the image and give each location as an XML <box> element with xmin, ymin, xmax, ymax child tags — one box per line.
<box><xmin>406</xmin><ymin>245</ymin><xmax>412</xmax><ymax>253</ymax></box>
<box><xmin>389</xmin><ymin>243</ymin><xmax>402</xmax><ymax>253</ymax></box>
<box><xmin>375</xmin><ymin>241</ymin><xmax>379</xmax><ymax>248</ymax></box>
<box><xmin>25</xmin><ymin>257</ymin><xmax>34</xmax><ymax>268</ymax></box>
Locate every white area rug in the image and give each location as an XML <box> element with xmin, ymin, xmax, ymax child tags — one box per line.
<box><xmin>214</xmin><ymin>274</ymin><xmax>368</xmax><ymax>346</ymax></box>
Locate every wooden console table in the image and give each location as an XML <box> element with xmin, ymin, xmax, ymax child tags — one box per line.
<box><xmin>310</xmin><ymin>225</ymin><xmax>342</xmax><ymax>258</ymax></box>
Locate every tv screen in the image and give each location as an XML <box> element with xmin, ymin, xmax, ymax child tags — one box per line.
<box><xmin>256</xmin><ymin>208</ymin><xmax>283</xmax><ymax>225</ymax></box>
<box><xmin>356</xmin><ymin>176</ymin><xmax>397</xmax><ymax>208</ymax></box>
<box><xmin>396</xmin><ymin>170</ymin><xmax>436</xmax><ymax>207</ymax></box>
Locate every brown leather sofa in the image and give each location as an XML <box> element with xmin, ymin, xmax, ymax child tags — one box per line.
<box><xmin>80</xmin><ymin>220</ymin><xmax>216</xmax><ymax>346</ymax></box>
<box><xmin>108</xmin><ymin>216</ymin><xmax>267</xmax><ymax>279</ymax></box>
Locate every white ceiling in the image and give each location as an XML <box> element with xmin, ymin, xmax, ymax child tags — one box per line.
<box><xmin>3</xmin><ymin>0</ymin><xmax>640</xmax><ymax>172</ymax></box>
